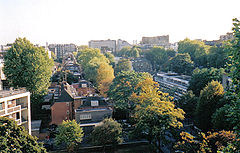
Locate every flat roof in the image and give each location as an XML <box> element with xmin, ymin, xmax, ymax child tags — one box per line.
<box><xmin>0</xmin><ymin>88</ymin><xmax>28</xmax><ymax>98</ymax></box>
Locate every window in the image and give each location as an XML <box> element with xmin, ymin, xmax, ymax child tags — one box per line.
<box><xmin>66</xmin><ymin>103</ymin><xmax>69</xmax><ymax>106</ymax></box>
<box><xmin>81</xmin><ymin>83</ymin><xmax>87</xmax><ymax>87</ymax></box>
<box><xmin>0</xmin><ymin>103</ymin><xmax>2</xmax><ymax>110</ymax></box>
<box><xmin>91</xmin><ymin>100</ymin><xmax>99</xmax><ymax>106</ymax></box>
<box><xmin>67</xmin><ymin>110</ymin><xmax>69</xmax><ymax>114</ymax></box>
<box><xmin>16</xmin><ymin>112</ymin><xmax>20</xmax><ymax>119</ymax></box>
<box><xmin>80</xmin><ymin>114</ymin><xmax>91</xmax><ymax>120</ymax></box>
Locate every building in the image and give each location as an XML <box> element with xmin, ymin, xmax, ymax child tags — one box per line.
<box><xmin>0</xmin><ymin>88</ymin><xmax>31</xmax><ymax>134</ymax></box>
<box><xmin>116</xmin><ymin>39</ymin><xmax>131</xmax><ymax>51</ymax></box>
<box><xmin>219</xmin><ymin>32</ymin><xmax>234</xmax><ymax>41</ymax></box>
<box><xmin>141</xmin><ymin>35</ymin><xmax>170</xmax><ymax>46</ymax></box>
<box><xmin>89</xmin><ymin>39</ymin><xmax>116</xmax><ymax>53</ymax></box>
<box><xmin>154</xmin><ymin>72</ymin><xmax>191</xmax><ymax>100</ymax></box>
<box><xmin>48</xmin><ymin>44</ymin><xmax>77</xmax><ymax>59</ymax></box>
<box><xmin>75</xmin><ymin>97</ymin><xmax>112</xmax><ymax>124</ymax></box>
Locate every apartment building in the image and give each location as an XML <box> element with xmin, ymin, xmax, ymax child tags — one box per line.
<box><xmin>154</xmin><ymin>72</ymin><xmax>191</xmax><ymax>100</ymax></box>
<box><xmin>0</xmin><ymin>88</ymin><xmax>31</xmax><ymax>134</ymax></box>
<box><xmin>88</xmin><ymin>39</ymin><xmax>116</xmax><ymax>53</ymax></box>
<box><xmin>48</xmin><ymin>44</ymin><xmax>77</xmax><ymax>59</ymax></box>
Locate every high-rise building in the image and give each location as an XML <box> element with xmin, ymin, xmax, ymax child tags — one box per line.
<box><xmin>88</xmin><ymin>39</ymin><xmax>116</xmax><ymax>53</ymax></box>
<box><xmin>0</xmin><ymin>88</ymin><xmax>31</xmax><ymax>134</ymax></box>
<box><xmin>48</xmin><ymin>44</ymin><xmax>77</xmax><ymax>59</ymax></box>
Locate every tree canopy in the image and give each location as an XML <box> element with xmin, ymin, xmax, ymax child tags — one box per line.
<box><xmin>0</xmin><ymin>117</ymin><xmax>46</xmax><ymax>153</ymax></box>
<box><xmin>117</xmin><ymin>46</ymin><xmax>140</xmax><ymax>58</ymax></box>
<box><xmin>55</xmin><ymin>120</ymin><xmax>83</xmax><ymax>152</ymax></box>
<box><xmin>188</xmin><ymin>67</ymin><xmax>225</xmax><ymax>96</ymax></box>
<box><xmin>114</xmin><ymin>58</ymin><xmax>132</xmax><ymax>75</ymax></box>
<box><xmin>196</xmin><ymin>80</ymin><xmax>225</xmax><ymax>131</ymax></box>
<box><xmin>166</xmin><ymin>53</ymin><xmax>194</xmax><ymax>75</ymax></box>
<box><xmin>131</xmin><ymin>78</ymin><xmax>185</xmax><ymax>151</ymax></box>
<box><xmin>90</xmin><ymin>118</ymin><xmax>123</xmax><ymax>145</ymax></box>
<box><xmin>107</xmin><ymin>71</ymin><xmax>151</xmax><ymax>119</ymax></box>
<box><xmin>4</xmin><ymin>37</ymin><xmax>54</xmax><ymax>96</ymax></box>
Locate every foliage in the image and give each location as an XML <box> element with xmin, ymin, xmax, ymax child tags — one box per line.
<box><xmin>0</xmin><ymin>117</ymin><xmax>46</xmax><ymax>153</ymax></box>
<box><xmin>207</xmin><ymin>45</ymin><xmax>229</xmax><ymax>68</ymax></box>
<box><xmin>196</xmin><ymin>80</ymin><xmax>225</xmax><ymax>131</ymax></box>
<box><xmin>131</xmin><ymin>78</ymin><xmax>185</xmax><ymax>150</ymax></box>
<box><xmin>107</xmin><ymin>71</ymin><xmax>151</xmax><ymax>119</ymax></box>
<box><xmin>55</xmin><ymin>120</ymin><xmax>83</xmax><ymax>152</ymax></box>
<box><xmin>90</xmin><ymin>118</ymin><xmax>123</xmax><ymax>145</ymax></box>
<box><xmin>114</xmin><ymin>58</ymin><xmax>132</xmax><ymax>75</ymax></box>
<box><xmin>211</xmin><ymin>104</ymin><xmax>232</xmax><ymax>131</ymax></box>
<box><xmin>117</xmin><ymin>46</ymin><xmax>140</xmax><ymax>58</ymax></box>
<box><xmin>178</xmin><ymin>38</ymin><xmax>210</xmax><ymax>67</ymax></box>
<box><xmin>175</xmin><ymin>90</ymin><xmax>198</xmax><ymax>118</ymax></box>
<box><xmin>174</xmin><ymin>130</ymin><xmax>237</xmax><ymax>153</ymax></box>
<box><xmin>104</xmin><ymin>52</ymin><xmax>115</xmax><ymax>67</ymax></box>
<box><xmin>144</xmin><ymin>46</ymin><xmax>174</xmax><ymax>71</ymax></box>
<box><xmin>166</xmin><ymin>53</ymin><xmax>194</xmax><ymax>75</ymax></box>
<box><xmin>188</xmin><ymin>67</ymin><xmax>225</xmax><ymax>96</ymax></box>
<box><xmin>97</xmin><ymin>62</ymin><xmax>115</xmax><ymax>97</ymax></box>
<box><xmin>4</xmin><ymin>37</ymin><xmax>54</xmax><ymax>96</ymax></box>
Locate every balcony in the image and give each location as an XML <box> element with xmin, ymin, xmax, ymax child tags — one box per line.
<box><xmin>7</xmin><ymin>105</ymin><xmax>21</xmax><ymax>114</ymax></box>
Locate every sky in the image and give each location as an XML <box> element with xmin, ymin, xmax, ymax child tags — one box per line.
<box><xmin>0</xmin><ymin>0</ymin><xmax>239</xmax><ymax>46</ymax></box>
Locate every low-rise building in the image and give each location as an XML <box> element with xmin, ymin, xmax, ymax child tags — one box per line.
<box><xmin>0</xmin><ymin>88</ymin><xmax>31</xmax><ymax>134</ymax></box>
<box><xmin>154</xmin><ymin>72</ymin><xmax>191</xmax><ymax>100</ymax></box>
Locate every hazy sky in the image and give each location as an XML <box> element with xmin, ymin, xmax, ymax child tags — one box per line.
<box><xmin>0</xmin><ymin>0</ymin><xmax>239</xmax><ymax>45</ymax></box>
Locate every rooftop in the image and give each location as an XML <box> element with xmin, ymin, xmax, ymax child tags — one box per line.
<box><xmin>0</xmin><ymin>88</ymin><xmax>28</xmax><ymax>98</ymax></box>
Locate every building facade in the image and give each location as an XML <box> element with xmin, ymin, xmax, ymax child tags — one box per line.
<box><xmin>88</xmin><ymin>39</ymin><xmax>116</xmax><ymax>53</ymax></box>
<box><xmin>48</xmin><ymin>44</ymin><xmax>77</xmax><ymax>59</ymax></box>
<box><xmin>116</xmin><ymin>39</ymin><xmax>131</xmax><ymax>51</ymax></box>
<box><xmin>0</xmin><ymin>89</ymin><xmax>31</xmax><ymax>134</ymax></box>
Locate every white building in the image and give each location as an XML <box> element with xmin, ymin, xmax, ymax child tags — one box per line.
<box><xmin>0</xmin><ymin>89</ymin><xmax>31</xmax><ymax>134</ymax></box>
<box><xmin>116</xmin><ymin>39</ymin><xmax>131</xmax><ymax>51</ymax></box>
<box><xmin>88</xmin><ymin>39</ymin><xmax>116</xmax><ymax>53</ymax></box>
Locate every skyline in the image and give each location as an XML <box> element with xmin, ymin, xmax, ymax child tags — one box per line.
<box><xmin>0</xmin><ymin>0</ymin><xmax>239</xmax><ymax>45</ymax></box>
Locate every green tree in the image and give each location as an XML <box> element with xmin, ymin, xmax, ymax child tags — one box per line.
<box><xmin>207</xmin><ymin>45</ymin><xmax>229</xmax><ymax>68</ymax></box>
<box><xmin>4</xmin><ymin>38</ymin><xmax>54</xmax><ymax>96</ymax></box>
<box><xmin>178</xmin><ymin>38</ymin><xmax>210</xmax><ymax>67</ymax></box>
<box><xmin>114</xmin><ymin>59</ymin><xmax>132</xmax><ymax>75</ymax></box>
<box><xmin>0</xmin><ymin>117</ymin><xmax>46</xmax><ymax>153</ymax></box>
<box><xmin>175</xmin><ymin>90</ymin><xmax>198</xmax><ymax>118</ymax></box>
<box><xmin>55</xmin><ymin>120</ymin><xmax>84</xmax><ymax>152</ymax></box>
<box><xmin>131</xmin><ymin>78</ymin><xmax>185</xmax><ymax>151</ymax></box>
<box><xmin>104</xmin><ymin>52</ymin><xmax>115</xmax><ymax>67</ymax></box>
<box><xmin>117</xmin><ymin>46</ymin><xmax>140</xmax><ymax>58</ymax></box>
<box><xmin>90</xmin><ymin>118</ymin><xmax>123</xmax><ymax>145</ymax></box>
<box><xmin>188</xmin><ymin>67</ymin><xmax>225</xmax><ymax>96</ymax></box>
<box><xmin>196</xmin><ymin>80</ymin><xmax>225</xmax><ymax>131</ymax></box>
<box><xmin>144</xmin><ymin>46</ymin><xmax>171</xmax><ymax>71</ymax></box>
<box><xmin>107</xmin><ymin>71</ymin><xmax>151</xmax><ymax>119</ymax></box>
<box><xmin>166</xmin><ymin>53</ymin><xmax>194</xmax><ymax>75</ymax></box>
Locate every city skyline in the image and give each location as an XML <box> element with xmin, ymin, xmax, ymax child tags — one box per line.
<box><xmin>0</xmin><ymin>0</ymin><xmax>239</xmax><ymax>45</ymax></box>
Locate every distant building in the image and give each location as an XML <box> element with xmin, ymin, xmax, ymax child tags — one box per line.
<box><xmin>48</xmin><ymin>44</ymin><xmax>77</xmax><ymax>59</ymax></box>
<box><xmin>89</xmin><ymin>39</ymin><xmax>116</xmax><ymax>53</ymax></box>
<box><xmin>154</xmin><ymin>72</ymin><xmax>191</xmax><ymax>100</ymax></box>
<box><xmin>220</xmin><ymin>32</ymin><xmax>234</xmax><ymax>41</ymax></box>
<box><xmin>0</xmin><ymin>88</ymin><xmax>31</xmax><ymax>134</ymax></box>
<box><xmin>141</xmin><ymin>35</ymin><xmax>170</xmax><ymax>46</ymax></box>
<box><xmin>116</xmin><ymin>39</ymin><xmax>131</xmax><ymax>51</ymax></box>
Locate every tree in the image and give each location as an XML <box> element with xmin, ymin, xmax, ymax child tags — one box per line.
<box><xmin>131</xmin><ymin>78</ymin><xmax>185</xmax><ymax>151</ymax></box>
<box><xmin>90</xmin><ymin>118</ymin><xmax>123</xmax><ymax>145</ymax></box>
<box><xmin>212</xmin><ymin>105</ymin><xmax>232</xmax><ymax>131</ymax></box>
<box><xmin>107</xmin><ymin>71</ymin><xmax>151</xmax><ymax>119</ymax></box>
<box><xmin>55</xmin><ymin>120</ymin><xmax>83</xmax><ymax>152</ymax></box>
<box><xmin>0</xmin><ymin>117</ymin><xmax>46</xmax><ymax>153</ymax></box>
<box><xmin>175</xmin><ymin>90</ymin><xmax>198</xmax><ymax>118</ymax></box>
<box><xmin>144</xmin><ymin>46</ymin><xmax>172</xmax><ymax>71</ymax></box>
<box><xmin>117</xmin><ymin>46</ymin><xmax>140</xmax><ymax>58</ymax></box>
<box><xmin>97</xmin><ymin>62</ymin><xmax>115</xmax><ymax>97</ymax></box>
<box><xmin>178</xmin><ymin>38</ymin><xmax>210</xmax><ymax>67</ymax></box>
<box><xmin>104</xmin><ymin>52</ymin><xmax>115</xmax><ymax>67</ymax></box>
<box><xmin>166</xmin><ymin>53</ymin><xmax>194</xmax><ymax>75</ymax></box>
<box><xmin>188</xmin><ymin>67</ymin><xmax>225</xmax><ymax>96</ymax></box>
<box><xmin>114</xmin><ymin>59</ymin><xmax>132</xmax><ymax>75</ymax></box>
<box><xmin>4</xmin><ymin>38</ymin><xmax>54</xmax><ymax>96</ymax></box>
<box><xmin>195</xmin><ymin>80</ymin><xmax>225</xmax><ymax>131</ymax></box>
<box><xmin>174</xmin><ymin>130</ymin><xmax>237</xmax><ymax>153</ymax></box>
<box><xmin>207</xmin><ymin>45</ymin><xmax>229</xmax><ymax>68</ymax></box>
